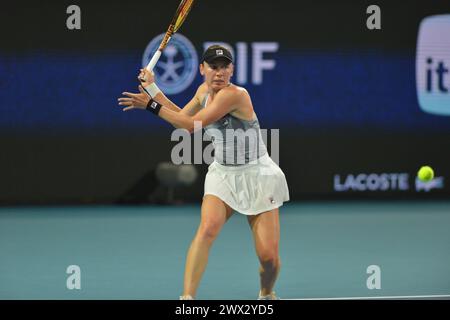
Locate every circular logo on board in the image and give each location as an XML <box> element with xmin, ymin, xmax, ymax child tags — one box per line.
<box><xmin>142</xmin><ymin>33</ymin><xmax>198</xmax><ymax>95</ymax></box>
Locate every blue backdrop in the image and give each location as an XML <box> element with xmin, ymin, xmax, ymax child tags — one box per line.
<box><xmin>1</xmin><ymin>48</ymin><xmax>448</xmax><ymax>133</ymax></box>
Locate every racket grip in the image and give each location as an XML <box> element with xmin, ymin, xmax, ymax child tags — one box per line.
<box><xmin>146</xmin><ymin>50</ymin><xmax>162</xmax><ymax>72</ymax></box>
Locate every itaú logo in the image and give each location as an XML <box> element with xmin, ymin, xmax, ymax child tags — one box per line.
<box><xmin>415</xmin><ymin>176</ymin><xmax>444</xmax><ymax>192</ymax></box>
<box><xmin>334</xmin><ymin>173</ymin><xmax>409</xmax><ymax>192</ymax></box>
<box><xmin>416</xmin><ymin>15</ymin><xmax>450</xmax><ymax>116</ymax></box>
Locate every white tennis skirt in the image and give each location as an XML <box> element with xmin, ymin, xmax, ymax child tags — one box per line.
<box><xmin>204</xmin><ymin>153</ymin><xmax>290</xmax><ymax>215</ymax></box>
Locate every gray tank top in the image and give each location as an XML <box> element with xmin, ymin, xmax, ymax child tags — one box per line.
<box><xmin>202</xmin><ymin>93</ymin><xmax>267</xmax><ymax>166</ymax></box>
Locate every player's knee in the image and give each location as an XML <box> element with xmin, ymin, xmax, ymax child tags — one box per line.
<box><xmin>198</xmin><ymin>221</ymin><xmax>222</xmax><ymax>241</ymax></box>
<box><xmin>258</xmin><ymin>247</ymin><xmax>280</xmax><ymax>268</ymax></box>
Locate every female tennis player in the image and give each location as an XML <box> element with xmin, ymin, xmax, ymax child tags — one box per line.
<box><xmin>118</xmin><ymin>45</ymin><xmax>289</xmax><ymax>300</ymax></box>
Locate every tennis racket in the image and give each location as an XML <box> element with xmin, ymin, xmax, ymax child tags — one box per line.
<box><xmin>142</xmin><ymin>0</ymin><xmax>195</xmax><ymax>76</ymax></box>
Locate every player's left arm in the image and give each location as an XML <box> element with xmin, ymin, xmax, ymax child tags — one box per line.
<box><xmin>118</xmin><ymin>69</ymin><xmax>240</xmax><ymax>132</ymax></box>
<box><xmin>158</xmin><ymin>87</ymin><xmax>239</xmax><ymax>132</ymax></box>
<box><xmin>118</xmin><ymin>88</ymin><xmax>237</xmax><ymax>132</ymax></box>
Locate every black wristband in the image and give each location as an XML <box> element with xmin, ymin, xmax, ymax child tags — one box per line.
<box><xmin>146</xmin><ymin>99</ymin><xmax>162</xmax><ymax>115</ymax></box>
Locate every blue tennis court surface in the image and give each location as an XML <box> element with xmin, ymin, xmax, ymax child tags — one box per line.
<box><xmin>1</xmin><ymin>201</ymin><xmax>449</xmax><ymax>300</ymax></box>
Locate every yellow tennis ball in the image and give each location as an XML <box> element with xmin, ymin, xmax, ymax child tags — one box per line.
<box><xmin>418</xmin><ymin>166</ymin><xmax>434</xmax><ymax>182</ymax></box>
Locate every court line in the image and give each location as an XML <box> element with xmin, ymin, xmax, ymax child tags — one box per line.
<box><xmin>284</xmin><ymin>294</ymin><xmax>450</xmax><ymax>300</ymax></box>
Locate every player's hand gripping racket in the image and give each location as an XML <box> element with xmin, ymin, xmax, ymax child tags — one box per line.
<box><xmin>140</xmin><ymin>0</ymin><xmax>195</xmax><ymax>81</ymax></box>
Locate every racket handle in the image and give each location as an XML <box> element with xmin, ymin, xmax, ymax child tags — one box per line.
<box><xmin>146</xmin><ymin>50</ymin><xmax>162</xmax><ymax>72</ymax></box>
